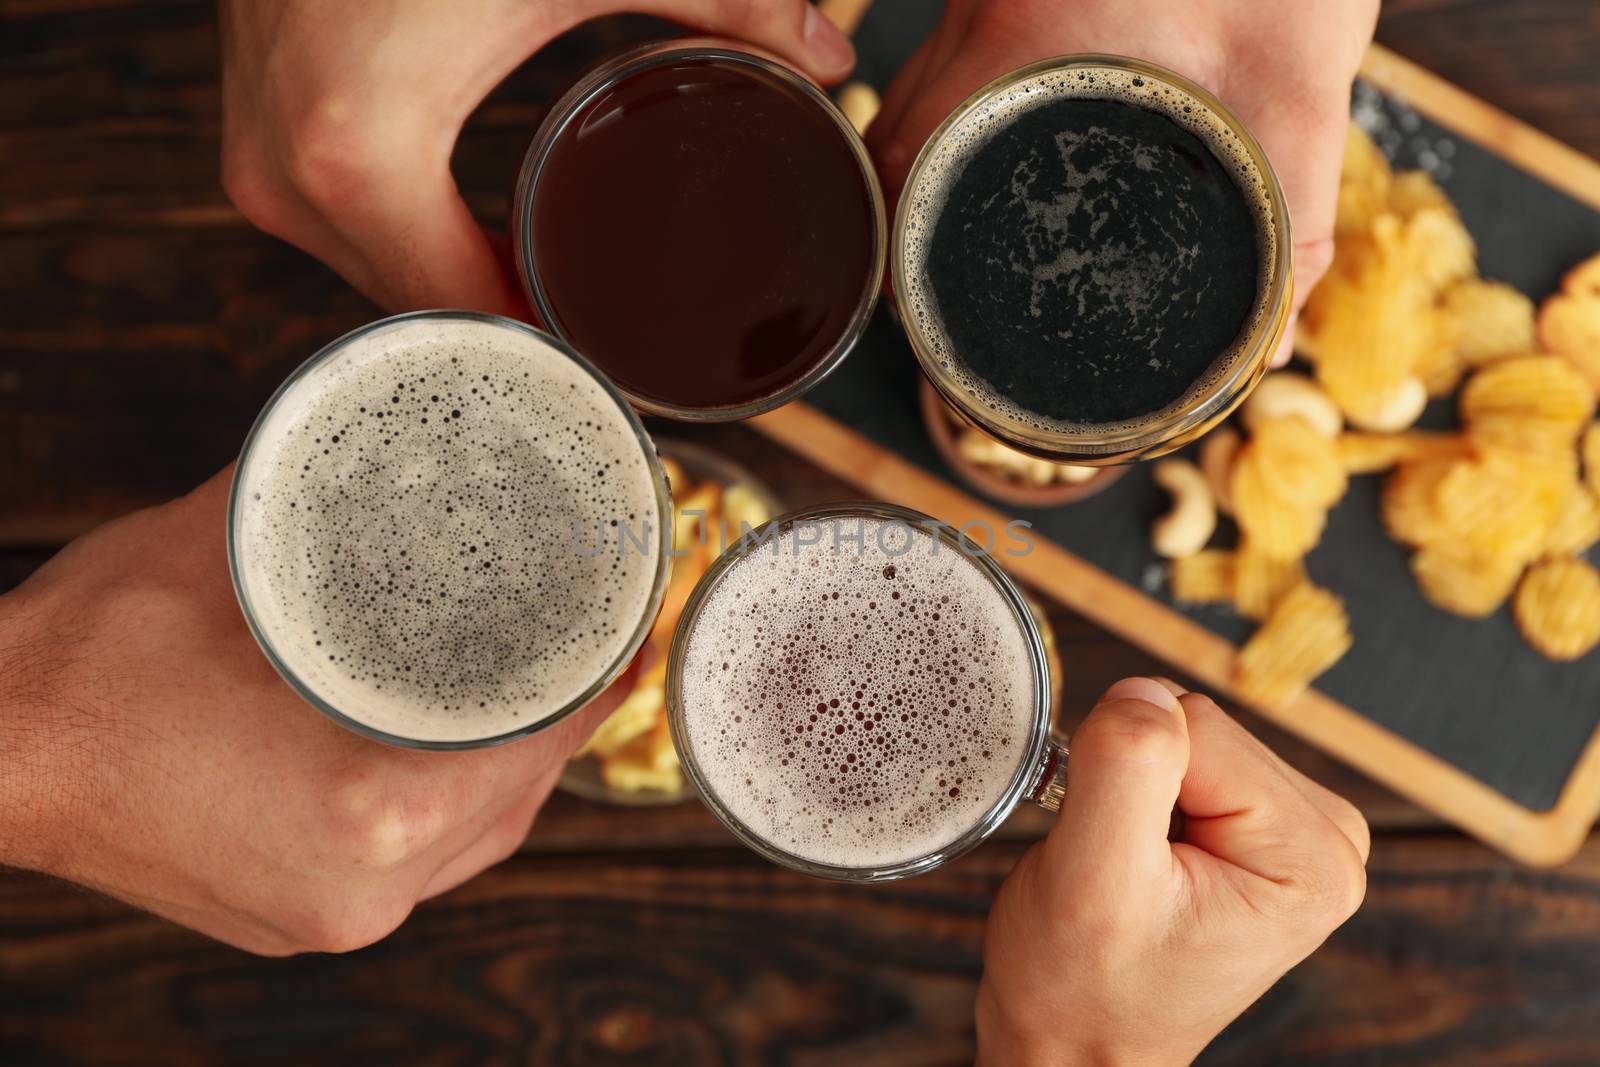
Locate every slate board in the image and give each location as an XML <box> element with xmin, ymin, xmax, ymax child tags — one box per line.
<box><xmin>816</xmin><ymin>2</ymin><xmax>1600</xmax><ymax>812</ymax></box>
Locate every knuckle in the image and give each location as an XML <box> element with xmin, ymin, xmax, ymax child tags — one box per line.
<box><xmin>292</xmin><ymin>895</ymin><xmax>411</xmax><ymax>954</ymax></box>
<box><xmin>1291</xmin><ymin>842</ymin><xmax>1368</xmax><ymax>926</ymax></box>
<box><xmin>322</xmin><ymin>765</ymin><xmax>452</xmax><ymax>869</ymax></box>
<box><xmin>278</xmin><ymin>99</ymin><xmax>376</xmax><ymax>209</ymax></box>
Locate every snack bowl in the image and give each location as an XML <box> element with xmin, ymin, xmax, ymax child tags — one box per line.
<box><xmin>919</xmin><ymin>378</ymin><xmax>1125</xmax><ymax>508</ymax></box>
<box><xmin>559</xmin><ymin>439</ymin><xmax>783</xmax><ymax>806</ymax></box>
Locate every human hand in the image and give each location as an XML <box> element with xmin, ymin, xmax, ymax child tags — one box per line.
<box><xmin>976</xmin><ymin>677</ymin><xmax>1369</xmax><ymax>1066</ymax></box>
<box><xmin>0</xmin><ymin>468</ymin><xmax>638</xmax><ymax>955</ymax></box>
<box><xmin>218</xmin><ymin>0</ymin><xmax>855</xmax><ymax>315</ymax></box>
<box><xmin>867</xmin><ymin>0</ymin><xmax>1379</xmax><ymax>363</ymax></box>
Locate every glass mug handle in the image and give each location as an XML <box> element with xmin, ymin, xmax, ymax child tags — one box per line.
<box><xmin>1026</xmin><ymin>741</ymin><xmax>1188</xmax><ymax>840</ymax></box>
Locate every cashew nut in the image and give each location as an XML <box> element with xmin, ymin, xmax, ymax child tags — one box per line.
<box><xmin>1348</xmin><ymin>375</ymin><xmax>1428</xmax><ymax>433</ymax></box>
<box><xmin>836</xmin><ymin>82</ymin><xmax>881</xmax><ymax>136</ymax></box>
<box><xmin>1198</xmin><ymin>426</ymin><xmax>1241</xmax><ymax>516</ymax></box>
<box><xmin>1243</xmin><ymin>371</ymin><xmax>1343</xmax><ymax>438</ymax></box>
<box><xmin>1151</xmin><ymin>458</ymin><xmax>1217</xmax><ymax>559</ymax></box>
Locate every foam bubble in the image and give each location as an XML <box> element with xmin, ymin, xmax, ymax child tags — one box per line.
<box><xmin>680</xmin><ymin>519</ymin><xmax>1038</xmax><ymax>869</ymax></box>
<box><xmin>900</xmin><ymin>63</ymin><xmax>1281</xmax><ymax>437</ymax></box>
<box><xmin>234</xmin><ymin>317</ymin><xmax>663</xmax><ymax>743</ymax></box>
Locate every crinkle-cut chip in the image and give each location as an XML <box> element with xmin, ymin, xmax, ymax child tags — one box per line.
<box><xmin>1235</xmin><ymin>583</ymin><xmax>1352</xmax><ymax>705</ymax></box>
<box><xmin>578</xmin><ymin>681</ymin><xmax>665</xmax><ymax>758</ymax></box>
<box><xmin>1337</xmin><ymin>431</ymin><xmax>1468</xmax><ymax>474</ymax></box>
<box><xmin>1538</xmin><ymin>293</ymin><xmax>1600</xmax><ymax>389</ymax></box>
<box><xmin>1564</xmin><ymin>252</ymin><xmax>1600</xmax><ymax>298</ymax></box>
<box><xmin>1387</xmin><ymin>170</ymin><xmax>1452</xmax><ymax>218</ymax></box>
<box><xmin>1170</xmin><ymin>549</ymin><xmax>1236</xmax><ymax>604</ymax></box>
<box><xmin>1342</xmin><ymin>122</ymin><xmax>1391</xmax><ymax>191</ymax></box>
<box><xmin>1544</xmin><ymin>481</ymin><xmax>1600</xmax><ymax>557</ymax></box>
<box><xmin>1249</xmin><ymin>417</ymin><xmax>1348</xmax><ymax>511</ymax></box>
<box><xmin>1444</xmin><ymin>279</ymin><xmax>1536</xmax><ymax>367</ymax></box>
<box><xmin>1336</xmin><ymin>124</ymin><xmax>1391</xmax><ymax>236</ymax></box>
<box><xmin>1411</xmin><ymin>544</ymin><xmax>1523</xmax><ymax>619</ymax></box>
<box><xmin>1233</xmin><ymin>547</ymin><xmax>1306</xmax><ymax>621</ymax></box>
<box><xmin>1415</xmin><ymin>307</ymin><xmax>1465</xmax><ymax>396</ymax></box>
<box><xmin>1231</xmin><ymin>440</ymin><xmax>1328</xmax><ymax>561</ymax></box>
<box><xmin>1468</xmin><ymin>418</ymin><xmax>1583</xmax><ymax>477</ymax></box>
<box><xmin>1459</xmin><ymin>354</ymin><xmax>1596</xmax><ymax>433</ymax></box>
<box><xmin>600</xmin><ymin>721</ymin><xmax>685</xmax><ymax>793</ymax></box>
<box><xmin>1435</xmin><ymin>454</ymin><xmax>1563</xmax><ymax>565</ymax></box>
<box><xmin>1402</xmin><ymin>207</ymin><xmax>1476</xmax><ymax>294</ymax></box>
<box><xmin>1381</xmin><ymin>458</ymin><xmax>1455</xmax><ymax>546</ymax></box>
<box><xmin>1514</xmin><ymin>556</ymin><xmax>1600</xmax><ymax>661</ymax></box>
<box><xmin>1584</xmin><ymin>423</ymin><xmax>1600</xmax><ymax>497</ymax></box>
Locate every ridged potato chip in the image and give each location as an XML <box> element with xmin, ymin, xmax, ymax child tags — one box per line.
<box><xmin>1434</xmin><ymin>454</ymin><xmax>1562</xmax><ymax>565</ymax></box>
<box><xmin>1414</xmin><ymin>307</ymin><xmax>1466</xmax><ymax>396</ymax></box>
<box><xmin>1249</xmin><ymin>417</ymin><xmax>1347</xmax><ymax>511</ymax></box>
<box><xmin>1336</xmin><ymin>124</ymin><xmax>1391</xmax><ymax>237</ymax></box>
<box><xmin>1459</xmin><ymin>354</ymin><xmax>1596</xmax><ymax>432</ymax></box>
<box><xmin>1401</xmin><ymin>206</ymin><xmax>1477</xmax><ymax>294</ymax></box>
<box><xmin>1233</xmin><ymin>548</ymin><xmax>1307</xmax><ymax>622</ymax></box>
<box><xmin>1235</xmin><ymin>583</ymin><xmax>1352</xmax><ymax>705</ymax></box>
<box><xmin>1231</xmin><ymin>439</ymin><xmax>1327</xmax><ymax>561</ymax></box>
<box><xmin>1514</xmin><ymin>556</ymin><xmax>1600</xmax><ymax>661</ymax></box>
<box><xmin>1584</xmin><ymin>423</ymin><xmax>1600</xmax><ymax>497</ymax></box>
<box><xmin>1565</xmin><ymin>253</ymin><xmax>1600</xmax><ymax>297</ymax></box>
<box><xmin>1381</xmin><ymin>458</ymin><xmax>1455</xmax><ymax>546</ymax></box>
<box><xmin>1539</xmin><ymin>293</ymin><xmax>1600</xmax><ymax>389</ymax></box>
<box><xmin>1544</xmin><ymin>481</ymin><xmax>1600</xmax><ymax>557</ymax></box>
<box><xmin>1444</xmin><ymin>279</ymin><xmax>1535</xmax><ymax>367</ymax></box>
<box><xmin>1410</xmin><ymin>543</ymin><xmax>1523</xmax><ymax>619</ymax></box>
<box><xmin>1170</xmin><ymin>549</ymin><xmax>1236</xmax><ymax>604</ymax></box>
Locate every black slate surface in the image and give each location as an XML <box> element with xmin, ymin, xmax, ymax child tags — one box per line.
<box><xmin>824</xmin><ymin>2</ymin><xmax>1600</xmax><ymax>812</ymax></box>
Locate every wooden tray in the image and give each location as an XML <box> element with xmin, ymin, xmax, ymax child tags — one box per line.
<box><xmin>748</xmin><ymin>44</ymin><xmax>1600</xmax><ymax>867</ymax></box>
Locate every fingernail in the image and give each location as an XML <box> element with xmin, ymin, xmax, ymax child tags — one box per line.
<box><xmin>804</xmin><ymin>5</ymin><xmax>855</xmax><ymax>73</ymax></box>
<box><xmin>1102</xmin><ymin>677</ymin><xmax>1181</xmax><ymax>711</ymax></box>
<box><xmin>1272</xmin><ymin>311</ymin><xmax>1298</xmax><ymax>367</ymax></box>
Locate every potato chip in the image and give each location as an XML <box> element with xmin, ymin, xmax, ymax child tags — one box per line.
<box><xmin>1387</xmin><ymin>170</ymin><xmax>1452</xmax><ymax>219</ymax></box>
<box><xmin>1337</xmin><ymin>430</ymin><xmax>1468</xmax><ymax>474</ymax></box>
<box><xmin>1233</xmin><ymin>548</ymin><xmax>1306</xmax><ymax>621</ymax></box>
<box><xmin>1381</xmin><ymin>458</ymin><xmax>1454</xmax><ymax>546</ymax></box>
<box><xmin>1443</xmin><ymin>279</ymin><xmax>1535</xmax><ymax>367</ymax></box>
<box><xmin>1563</xmin><ymin>252</ymin><xmax>1600</xmax><ymax>298</ymax></box>
<box><xmin>1584</xmin><ymin>423</ymin><xmax>1600</xmax><ymax>497</ymax></box>
<box><xmin>1414</xmin><ymin>307</ymin><xmax>1465</xmax><ymax>397</ymax></box>
<box><xmin>1248</xmin><ymin>417</ymin><xmax>1347</xmax><ymax>511</ymax></box>
<box><xmin>600</xmin><ymin>719</ymin><xmax>685</xmax><ymax>793</ymax></box>
<box><xmin>1459</xmin><ymin>354</ymin><xmax>1596</xmax><ymax>432</ymax></box>
<box><xmin>1544</xmin><ymin>481</ymin><xmax>1600</xmax><ymax>557</ymax></box>
<box><xmin>1231</xmin><ymin>440</ymin><xmax>1327</xmax><ymax>561</ymax></box>
<box><xmin>1394</xmin><ymin>207</ymin><xmax>1475</xmax><ymax>295</ymax></box>
<box><xmin>1434</xmin><ymin>453</ymin><xmax>1563</xmax><ymax>565</ymax></box>
<box><xmin>578</xmin><ymin>680</ymin><xmax>666</xmax><ymax>758</ymax></box>
<box><xmin>1235</xmin><ymin>582</ymin><xmax>1352</xmax><ymax>705</ymax></box>
<box><xmin>1514</xmin><ymin>556</ymin><xmax>1600</xmax><ymax>661</ymax></box>
<box><xmin>1336</xmin><ymin>123</ymin><xmax>1391</xmax><ymax>237</ymax></box>
<box><xmin>1538</xmin><ymin>293</ymin><xmax>1600</xmax><ymax>389</ymax></box>
<box><xmin>1170</xmin><ymin>549</ymin><xmax>1236</xmax><ymax>604</ymax></box>
<box><xmin>1410</xmin><ymin>543</ymin><xmax>1523</xmax><ymax>619</ymax></box>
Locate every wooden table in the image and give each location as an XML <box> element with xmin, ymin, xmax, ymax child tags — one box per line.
<box><xmin>4</xmin><ymin>2</ymin><xmax>1600</xmax><ymax>1063</ymax></box>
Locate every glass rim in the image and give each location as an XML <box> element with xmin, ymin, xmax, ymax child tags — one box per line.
<box><xmin>891</xmin><ymin>53</ymin><xmax>1294</xmax><ymax>463</ymax></box>
<box><xmin>512</xmin><ymin>37</ymin><xmax>888</xmax><ymax>423</ymax></box>
<box><xmin>226</xmin><ymin>309</ymin><xmax>674</xmax><ymax>751</ymax></box>
<box><xmin>665</xmin><ymin>501</ymin><xmax>1053</xmax><ymax>882</ymax></box>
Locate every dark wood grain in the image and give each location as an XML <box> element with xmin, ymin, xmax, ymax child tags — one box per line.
<box><xmin>7</xmin><ymin>835</ymin><xmax>1600</xmax><ymax>1067</ymax></box>
<box><xmin>2</xmin><ymin>0</ymin><xmax>1598</xmax><ymax>1063</ymax></box>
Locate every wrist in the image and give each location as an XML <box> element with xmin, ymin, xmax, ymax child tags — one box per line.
<box><xmin>0</xmin><ymin>587</ymin><xmax>88</xmax><ymax>877</ymax></box>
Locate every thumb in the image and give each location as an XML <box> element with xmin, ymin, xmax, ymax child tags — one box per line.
<box><xmin>1040</xmin><ymin>678</ymin><xmax>1188</xmax><ymax>892</ymax></box>
<box><xmin>623</xmin><ymin>0</ymin><xmax>856</xmax><ymax>84</ymax></box>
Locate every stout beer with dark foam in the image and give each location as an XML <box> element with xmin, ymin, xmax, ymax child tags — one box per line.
<box><xmin>896</xmin><ymin>57</ymin><xmax>1288</xmax><ymax>461</ymax></box>
<box><xmin>231</xmin><ymin>314</ymin><xmax>666</xmax><ymax>745</ymax></box>
<box><xmin>677</xmin><ymin>518</ymin><xmax>1038</xmax><ymax>870</ymax></box>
